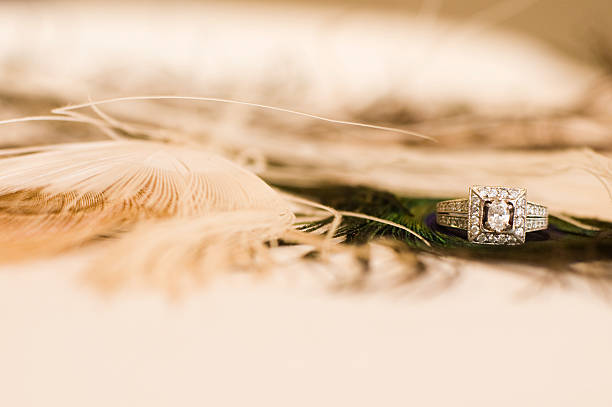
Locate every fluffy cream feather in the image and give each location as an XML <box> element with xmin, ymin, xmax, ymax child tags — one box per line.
<box><xmin>0</xmin><ymin>140</ymin><xmax>294</xmax><ymax>263</ymax></box>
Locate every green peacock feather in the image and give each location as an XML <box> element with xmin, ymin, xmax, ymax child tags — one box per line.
<box><xmin>281</xmin><ymin>184</ymin><xmax>612</xmax><ymax>279</ymax></box>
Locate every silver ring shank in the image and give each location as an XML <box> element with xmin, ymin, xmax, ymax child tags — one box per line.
<box><xmin>436</xmin><ymin>199</ymin><xmax>548</xmax><ymax>232</ymax></box>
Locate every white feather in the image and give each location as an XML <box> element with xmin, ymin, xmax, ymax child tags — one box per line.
<box><xmin>0</xmin><ymin>140</ymin><xmax>294</xmax><ymax>262</ymax></box>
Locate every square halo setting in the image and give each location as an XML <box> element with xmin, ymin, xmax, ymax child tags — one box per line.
<box><xmin>468</xmin><ymin>186</ymin><xmax>527</xmax><ymax>245</ymax></box>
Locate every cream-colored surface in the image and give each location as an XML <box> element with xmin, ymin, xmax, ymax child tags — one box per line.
<box><xmin>0</xmin><ymin>253</ymin><xmax>611</xmax><ymax>406</ymax></box>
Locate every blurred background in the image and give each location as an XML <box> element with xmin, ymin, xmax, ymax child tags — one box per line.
<box><xmin>1</xmin><ymin>0</ymin><xmax>611</xmax><ymax>150</ymax></box>
<box><xmin>1</xmin><ymin>0</ymin><xmax>611</xmax><ymax>110</ymax></box>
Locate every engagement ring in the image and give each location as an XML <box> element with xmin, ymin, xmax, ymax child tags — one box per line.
<box><xmin>436</xmin><ymin>186</ymin><xmax>548</xmax><ymax>245</ymax></box>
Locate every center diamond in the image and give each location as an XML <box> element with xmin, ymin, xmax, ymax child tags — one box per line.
<box><xmin>485</xmin><ymin>200</ymin><xmax>512</xmax><ymax>232</ymax></box>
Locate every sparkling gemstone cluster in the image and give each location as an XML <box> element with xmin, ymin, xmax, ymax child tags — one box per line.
<box><xmin>436</xmin><ymin>215</ymin><xmax>468</xmax><ymax>229</ymax></box>
<box><xmin>468</xmin><ymin>186</ymin><xmax>527</xmax><ymax>245</ymax></box>
<box><xmin>526</xmin><ymin>218</ymin><xmax>547</xmax><ymax>230</ymax></box>
<box><xmin>527</xmin><ymin>203</ymin><xmax>547</xmax><ymax>217</ymax></box>
<box><xmin>436</xmin><ymin>199</ymin><xmax>468</xmax><ymax>213</ymax></box>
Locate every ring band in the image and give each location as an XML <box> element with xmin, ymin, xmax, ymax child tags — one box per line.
<box><xmin>436</xmin><ymin>185</ymin><xmax>548</xmax><ymax>245</ymax></box>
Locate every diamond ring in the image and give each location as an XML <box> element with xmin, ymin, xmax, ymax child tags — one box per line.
<box><xmin>436</xmin><ymin>186</ymin><xmax>548</xmax><ymax>245</ymax></box>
